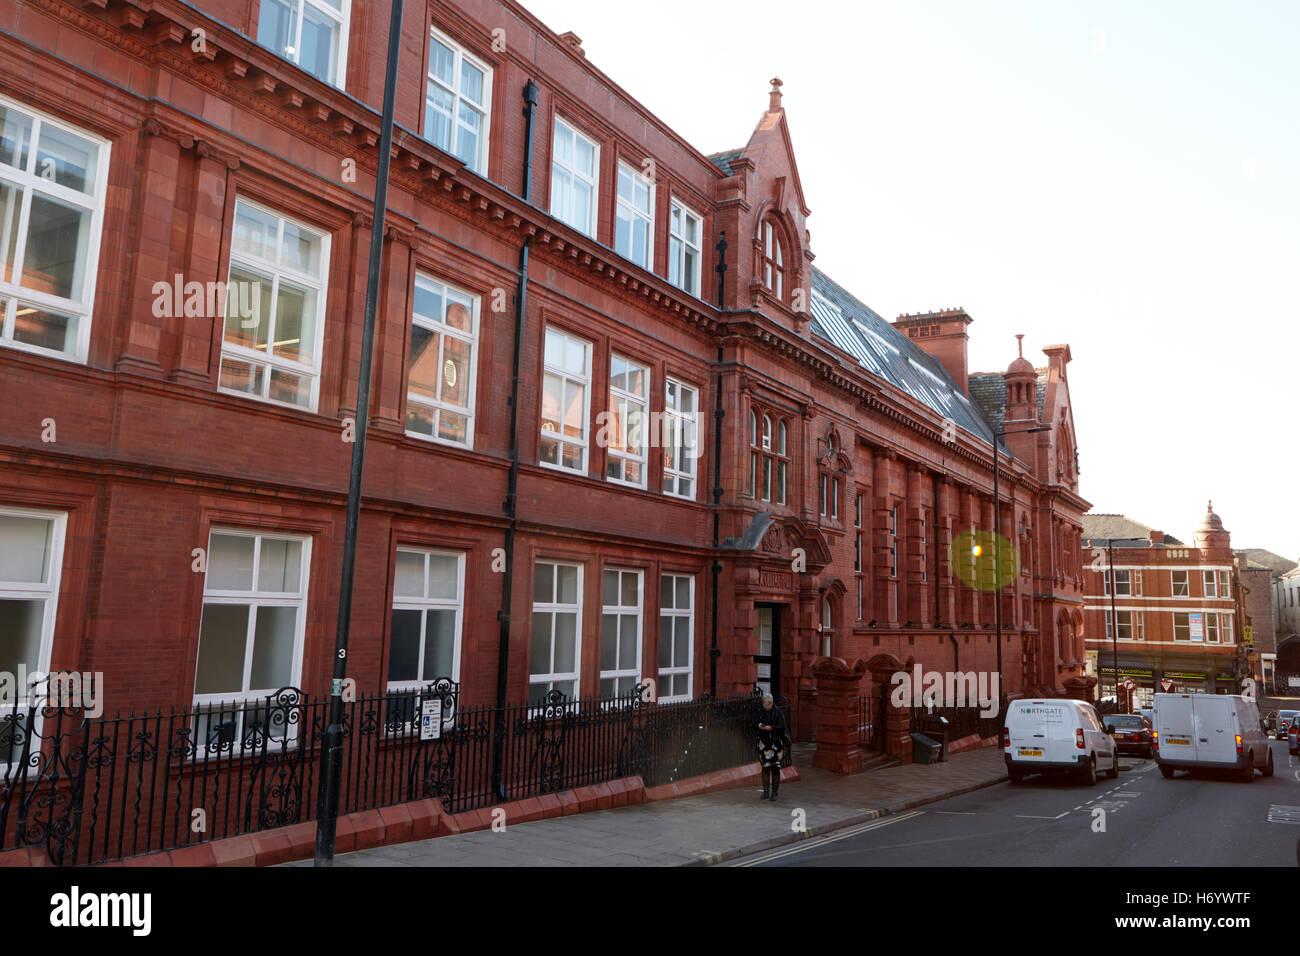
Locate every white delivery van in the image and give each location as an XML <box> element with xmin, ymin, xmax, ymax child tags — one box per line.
<box><xmin>1153</xmin><ymin>693</ymin><xmax>1273</xmax><ymax>781</ymax></box>
<box><xmin>1003</xmin><ymin>698</ymin><xmax>1118</xmax><ymax>786</ymax></box>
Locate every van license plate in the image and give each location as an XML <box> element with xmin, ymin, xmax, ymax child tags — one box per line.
<box><xmin>1165</xmin><ymin>736</ymin><xmax>1190</xmax><ymax>746</ymax></box>
<box><xmin>1018</xmin><ymin>748</ymin><xmax>1043</xmax><ymax>757</ymax></box>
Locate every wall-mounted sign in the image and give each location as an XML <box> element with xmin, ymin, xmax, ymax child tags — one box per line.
<box><xmin>1163</xmin><ymin>671</ymin><xmax>1207</xmax><ymax>682</ymax></box>
<box><xmin>1099</xmin><ymin>666</ymin><xmax>1154</xmax><ymax>679</ymax></box>
<box><xmin>1189</xmin><ymin>612</ymin><xmax>1204</xmax><ymax>642</ymax></box>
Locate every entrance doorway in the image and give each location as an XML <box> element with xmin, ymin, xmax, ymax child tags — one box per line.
<box><xmin>754</xmin><ymin>604</ymin><xmax>782</xmax><ymax>698</ymax></box>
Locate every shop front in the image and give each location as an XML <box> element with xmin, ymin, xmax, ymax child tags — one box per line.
<box><xmin>1097</xmin><ymin>664</ymin><xmax>1155</xmax><ymax>708</ymax></box>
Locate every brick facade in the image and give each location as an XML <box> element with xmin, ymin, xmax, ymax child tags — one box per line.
<box><xmin>0</xmin><ymin>0</ymin><xmax>1091</xmax><ymax>733</ymax></box>
<box><xmin>1083</xmin><ymin>506</ymin><xmax>1246</xmax><ymax>704</ymax></box>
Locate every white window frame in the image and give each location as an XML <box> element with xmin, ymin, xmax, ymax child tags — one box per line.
<box><xmin>257</xmin><ymin>0</ymin><xmax>351</xmax><ymax>89</ymax></box>
<box><xmin>614</xmin><ymin>160</ymin><xmax>654</xmax><ymax>270</ymax></box>
<box><xmin>1203</xmin><ymin>570</ymin><xmax>1217</xmax><ymax>598</ymax></box>
<box><xmin>530</xmin><ymin>561</ymin><xmax>582</xmax><ymax>702</ymax></box>
<box><xmin>220</xmin><ymin>197</ymin><xmax>330</xmax><ymax>412</ymax></box>
<box><xmin>606</xmin><ymin>353</ymin><xmax>648</xmax><ymax>488</ymax></box>
<box><xmin>0</xmin><ymin>506</ymin><xmax>66</xmax><ymax>763</ymax></box>
<box><xmin>663</xmin><ymin>377</ymin><xmax>700</xmax><ymax>500</ymax></box>
<box><xmin>600</xmin><ymin>567</ymin><xmax>643</xmax><ymax>699</ymax></box>
<box><xmin>763</xmin><ymin>220</ymin><xmax>784</xmax><ymax>299</ymax></box>
<box><xmin>1173</xmin><ymin>611</ymin><xmax>1190</xmax><ymax>641</ymax></box>
<box><xmin>658</xmin><ymin>573</ymin><xmax>693</xmax><ymax>703</ymax></box>
<box><xmin>540</xmin><ymin>326</ymin><xmax>592</xmax><ymax>474</ymax></box>
<box><xmin>192</xmin><ymin>529</ymin><xmax>311</xmax><ymax>752</ymax></box>
<box><xmin>1106</xmin><ymin>609</ymin><xmax>1144</xmax><ymax>641</ymax></box>
<box><xmin>405</xmin><ymin>272</ymin><xmax>479</xmax><ymax>449</ymax></box>
<box><xmin>1205</xmin><ymin>612</ymin><xmax>1219</xmax><ymax>644</ymax></box>
<box><xmin>423</xmin><ymin>26</ymin><xmax>492</xmax><ymax>175</ymax></box>
<box><xmin>1171</xmin><ymin>570</ymin><xmax>1189</xmax><ymax>596</ymax></box>
<box><xmin>0</xmin><ymin>95</ymin><xmax>110</xmax><ymax>364</ymax></box>
<box><xmin>668</xmin><ymin>200</ymin><xmax>702</xmax><ymax>297</ymax></box>
<box><xmin>387</xmin><ymin>548</ymin><xmax>465</xmax><ymax>693</ymax></box>
<box><xmin>1218</xmin><ymin>570</ymin><xmax>1230</xmax><ymax>598</ymax></box>
<box><xmin>1221</xmin><ymin>613</ymin><xmax>1233</xmax><ymax>645</ymax></box>
<box><xmin>550</xmin><ymin>117</ymin><xmax>599</xmax><ymax>237</ymax></box>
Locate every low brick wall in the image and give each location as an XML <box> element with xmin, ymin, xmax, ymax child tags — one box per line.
<box><xmin>947</xmin><ymin>733</ymin><xmax>1000</xmax><ymax>756</ymax></box>
<box><xmin>0</xmin><ymin>763</ymin><xmax>801</xmax><ymax>867</ymax></box>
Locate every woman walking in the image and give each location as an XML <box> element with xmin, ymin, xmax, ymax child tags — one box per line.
<box><xmin>756</xmin><ymin>693</ymin><xmax>789</xmax><ymax>801</ymax></box>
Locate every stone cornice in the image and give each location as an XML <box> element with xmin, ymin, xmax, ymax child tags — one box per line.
<box><xmin>143</xmin><ymin>116</ymin><xmax>241</xmax><ymax>169</ymax></box>
<box><xmin>40</xmin><ymin>0</ymin><xmax>725</xmax><ymax>337</ymax></box>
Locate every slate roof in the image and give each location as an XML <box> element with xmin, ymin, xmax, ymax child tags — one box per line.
<box><xmin>967</xmin><ymin>370</ymin><xmax>1048</xmax><ymax>434</ymax></box>
<box><xmin>807</xmin><ymin>268</ymin><xmax>1000</xmax><ymax>448</ymax></box>
<box><xmin>706</xmin><ymin>149</ymin><xmax>743</xmax><ymax>175</ymax></box>
<box><xmin>1236</xmin><ymin>548</ymin><xmax>1299</xmax><ymax>577</ymax></box>
<box><xmin>1082</xmin><ymin>513</ymin><xmax>1184</xmax><ymax>548</ymax></box>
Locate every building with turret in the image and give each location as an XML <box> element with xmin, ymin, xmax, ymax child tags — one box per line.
<box><xmin>1083</xmin><ymin>504</ymin><xmax>1246</xmax><ymax>703</ymax></box>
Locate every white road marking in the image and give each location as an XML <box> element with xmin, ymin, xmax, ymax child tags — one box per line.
<box><xmin>1017</xmin><ymin>811</ymin><xmax>1071</xmax><ymax>820</ymax></box>
<box><xmin>1267</xmin><ymin>805</ymin><xmax>1300</xmax><ymax>825</ymax></box>
<box><xmin>732</xmin><ymin>811</ymin><xmax>925</xmax><ymax>866</ymax></box>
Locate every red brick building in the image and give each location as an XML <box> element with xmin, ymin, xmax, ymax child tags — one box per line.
<box><xmin>1082</xmin><ymin>507</ymin><xmax>1246</xmax><ymax>705</ymax></box>
<box><xmin>0</xmin><ymin>0</ymin><xmax>1092</xmax><ymax>739</ymax></box>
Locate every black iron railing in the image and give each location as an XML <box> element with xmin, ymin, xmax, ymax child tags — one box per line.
<box><xmin>0</xmin><ymin>679</ymin><xmax>770</xmax><ymax>866</ymax></box>
<box><xmin>909</xmin><ymin>703</ymin><xmax>1002</xmax><ymax>742</ymax></box>
<box><xmin>857</xmin><ymin>692</ymin><xmax>885</xmax><ymax>751</ymax></box>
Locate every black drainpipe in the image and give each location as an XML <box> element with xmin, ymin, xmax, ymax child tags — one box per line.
<box><xmin>493</xmin><ymin>78</ymin><xmax>538</xmax><ymax>797</ymax></box>
<box><xmin>933</xmin><ymin>471</ymin><xmax>958</xmax><ymax>671</ymax></box>
<box><xmin>708</xmin><ymin>233</ymin><xmax>727</xmax><ymax>698</ymax></box>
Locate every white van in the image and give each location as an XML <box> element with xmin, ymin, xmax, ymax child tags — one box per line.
<box><xmin>1003</xmin><ymin>698</ymin><xmax>1118</xmax><ymax>785</ymax></box>
<box><xmin>1153</xmin><ymin>693</ymin><xmax>1273</xmax><ymax>781</ymax></box>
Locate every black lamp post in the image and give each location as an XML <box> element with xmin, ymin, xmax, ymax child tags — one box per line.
<box><xmin>314</xmin><ymin>0</ymin><xmax>404</xmax><ymax>867</ymax></box>
<box><xmin>992</xmin><ymin>423</ymin><xmax>1050</xmax><ymax>705</ymax></box>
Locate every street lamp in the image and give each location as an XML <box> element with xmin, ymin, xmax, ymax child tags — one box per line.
<box><xmin>991</xmin><ymin>423</ymin><xmax>1050</xmax><ymax>707</ymax></box>
<box><xmin>313</xmin><ymin>0</ymin><xmax>405</xmax><ymax>868</ymax></box>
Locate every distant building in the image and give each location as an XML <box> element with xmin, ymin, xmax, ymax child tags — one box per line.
<box><xmin>1082</xmin><ymin>505</ymin><xmax>1245</xmax><ymax>705</ymax></box>
<box><xmin>1273</xmin><ymin>565</ymin><xmax>1300</xmax><ymax>683</ymax></box>
<box><xmin>1232</xmin><ymin>552</ymin><xmax>1278</xmax><ymax>686</ymax></box>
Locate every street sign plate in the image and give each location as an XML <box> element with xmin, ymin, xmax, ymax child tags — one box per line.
<box><xmin>420</xmin><ymin>697</ymin><xmax>443</xmax><ymax>741</ymax></box>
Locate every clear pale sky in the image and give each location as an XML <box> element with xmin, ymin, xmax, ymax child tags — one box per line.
<box><xmin>522</xmin><ymin>0</ymin><xmax>1300</xmax><ymax>560</ymax></box>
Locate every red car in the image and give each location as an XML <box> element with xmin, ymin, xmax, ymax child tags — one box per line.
<box><xmin>1106</xmin><ymin>713</ymin><xmax>1155</xmax><ymax>758</ymax></box>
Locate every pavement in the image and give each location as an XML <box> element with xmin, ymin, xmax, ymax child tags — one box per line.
<box><xmin>285</xmin><ymin>743</ymin><xmax>1008</xmax><ymax>867</ymax></box>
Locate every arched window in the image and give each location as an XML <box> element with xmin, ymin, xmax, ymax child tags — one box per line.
<box><xmin>749</xmin><ymin>406</ymin><xmax>789</xmax><ymax>505</ymax></box>
<box><xmin>818</xmin><ymin>432</ymin><xmax>841</xmax><ymax>522</ymax></box>
<box><xmin>762</xmin><ymin>220</ymin><xmax>785</xmax><ymax>300</ymax></box>
<box><xmin>821</xmin><ymin>596</ymin><xmax>833</xmax><ymax>657</ymax></box>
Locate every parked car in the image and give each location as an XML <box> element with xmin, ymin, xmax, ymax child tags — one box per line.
<box><xmin>1276</xmin><ymin>709</ymin><xmax>1299</xmax><ymax>741</ymax></box>
<box><xmin>1153</xmin><ymin>693</ymin><xmax>1273</xmax><ymax>781</ymax></box>
<box><xmin>1290</xmin><ymin>720</ymin><xmax>1300</xmax><ymax>756</ymax></box>
<box><xmin>1108</xmin><ymin>713</ymin><xmax>1155</xmax><ymax>758</ymax></box>
<box><xmin>1138</xmin><ymin>707</ymin><xmax>1155</xmax><ymax>727</ymax></box>
<box><xmin>1003</xmin><ymin>698</ymin><xmax>1118</xmax><ymax>786</ymax></box>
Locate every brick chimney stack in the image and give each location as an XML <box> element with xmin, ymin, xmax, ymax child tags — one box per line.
<box><xmin>1149</xmin><ymin>530</ymin><xmax>1164</xmax><ymax>547</ymax></box>
<box><xmin>891</xmin><ymin>308</ymin><xmax>974</xmax><ymax>393</ymax></box>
